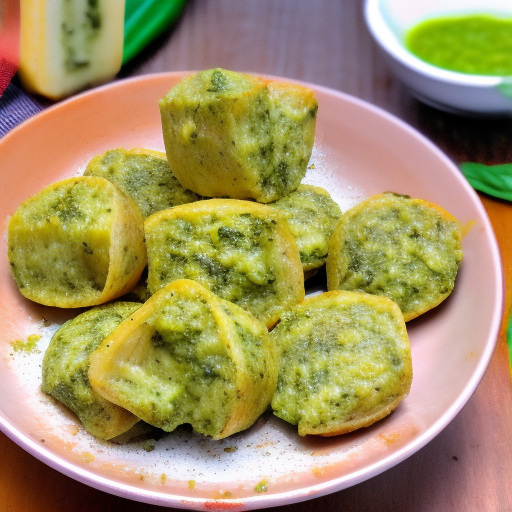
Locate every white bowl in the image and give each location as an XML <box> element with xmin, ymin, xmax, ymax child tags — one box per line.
<box><xmin>364</xmin><ymin>0</ymin><xmax>512</xmax><ymax>116</ymax></box>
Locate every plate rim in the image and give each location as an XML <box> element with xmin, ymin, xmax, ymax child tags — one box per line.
<box><xmin>0</xmin><ymin>71</ymin><xmax>504</xmax><ymax>509</ymax></box>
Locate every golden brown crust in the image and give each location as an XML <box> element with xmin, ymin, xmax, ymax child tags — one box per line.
<box><xmin>314</xmin><ymin>394</ymin><xmax>408</xmax><ymax>436</ymax></box>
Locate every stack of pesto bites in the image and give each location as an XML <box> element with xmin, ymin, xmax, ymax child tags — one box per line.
<box><xmin>155</xmin><ymin>69</ymin><xmax>419</xmax><ymax>436</ymax></box>
<box><xmin>7</xmin><ymin>68</ymin><xmax>463</xmax><ymax>442</ymax></box>
<box><xmin>6</xmin><ymin>68</ymin><xmax>334</xmax><ymax>441</ymax></box>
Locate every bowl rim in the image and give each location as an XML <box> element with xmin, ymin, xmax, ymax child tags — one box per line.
<box><xmin>364</xmin><ymin>0</ymin><xmax>508</xmax><ymax>87</ymax></box>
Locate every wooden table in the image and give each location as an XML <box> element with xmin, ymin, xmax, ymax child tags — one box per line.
<box><xmin>2</xmin><ymin>1</ymin><xmax>512</xmax><ymax>510</ymax></box>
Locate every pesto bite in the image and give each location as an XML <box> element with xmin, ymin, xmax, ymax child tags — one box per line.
<box><xmin>84</xmin><ymin>148</ymin><xmax>201</xmax><ymax>218</ymax></box>
<box><xmin>42</xmin><ymin>302</ymin><xmax>142</xmax><ymax>440</ymax></box>
<box><xmin>88</xmin><ymin>279</ymin><xmax>277</xmax><ymax>440</ymax></box>
<box><xmin>159</xmin><ymin>68</ymin><xmax>317</xmax><ymax>203</ymax></box>
<box><xmin>144</xmin><ymin>198</ymin><xmax>305</xmax><ymax>328</ymax></box>
<box><xmin>7</xmin><ymin>176</ymin><xmax>147</xmax><ymax>308</ymax></box>
<box><xmin>271</xmin><ymin>290</ymin><xmax>412</xmax><ymax>436</ymax></box>
<box><xmin>269</xmin><ymin>184</ymin><xmax>342</xmax><ymax>275</ymax></box>
<box><xmin>326</xmin><ymin>193</ymin><xmax>463</xmax><ymax>321</ymax></box>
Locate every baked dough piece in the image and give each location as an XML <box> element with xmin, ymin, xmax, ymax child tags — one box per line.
<box><xmin>7</xmin><ymin>176</ymin><xmax>147</xmax><ymax>308</ymax></box>
<box><xmin>270</xmin><ymin>184</ymin><xmax>342</xmax><ymax>275</ymax></box>
<box><xmin>144</xmin><ymin>198</ymin><xmax>304</xmax><ymax>328</ymax></box>
<box><xmin>84</xmin><ymin>148</ymin><xmax>201</xmax><ymax>218</ymax></box>
<box><xmin>88</xmin><ymin>279</ymin><xmax>277</xmax><ymax>439</ymax></box>
<box><xmin>42</xmin><ymin>302</ymin><xmax>142</xmax><ymax>440</ymax></box>
<box><xmin>159</xmin><ymin>68</ymin><xmax>317</xmax><ymax>203</ymax></box>
<box><xmin>326</xmin><ymin>192</ymin><xmax>463</xmax><ymax>321</ymax></box>
<box><xmin>271</xmin><ymin>290</ymin><xmax>412</xmax><ymax>436</ymax></box>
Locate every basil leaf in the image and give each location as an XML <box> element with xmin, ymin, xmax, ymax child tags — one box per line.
<box><xmin>497</xmin><ymin>77</ymin><xmax>512</xmax><ymax>100</ymax></box>
<box><xmin>507</xmin><ymin>311</ymin><xmax>512</xmax><ymax>375</ymax></box>
<box><xmin>460</xmin><ymin>162</ymin><xmax>512</xmax><ymax>201</ymax></box>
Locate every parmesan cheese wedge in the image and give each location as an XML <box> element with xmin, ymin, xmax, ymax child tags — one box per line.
<box><xmin>19</xmin><ymin>0</ymin><xmax>125</xmax><ymax>100</ymax></box>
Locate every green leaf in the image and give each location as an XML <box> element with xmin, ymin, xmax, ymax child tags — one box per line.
<box><xmin>123</xmin><ymin>0</ymin><xmax>187</xmax><ymax>65</ymax></box>
<box><xmin>460</xmin><ymin>162</ymin><xmax>512</xmax><ymax>201</ymax></box>
<box><xmin>507</xmin><ymin>311</ymin><xmax>512</xmax><ymax>375</ymax></box>
<box><xmin>497</xmin><ymin>77</ymin><xmax>512</xmax><ymax>100</ymax></box>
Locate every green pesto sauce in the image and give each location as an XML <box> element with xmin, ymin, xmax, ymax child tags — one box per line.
<box><xmin>405</xmin><ymin>14</ymin><xmax>512</xmax><ymax>75</ymax></box>
<box><xmin>11</xmin><ymin>334</ymin><xmax>42</xmax><ymax>353</ymax></box>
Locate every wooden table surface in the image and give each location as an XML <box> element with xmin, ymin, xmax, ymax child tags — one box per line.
<box><xmin>2</xmin><ymin>1</ymin><xmax>512</xmax><ymax>510</ymax></box>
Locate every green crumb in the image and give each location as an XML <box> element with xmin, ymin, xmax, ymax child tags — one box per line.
<box><xmin>142</xmin><ymin>439</ymin><xmax>156</xmax><ymax>452</ymax></box>
<box><xmin>254</xmin><ymin>479</ymin><xmax>268</xmax><ymax>493</ymax></box>
<box><xmin>223</xmin><ymin>446</ymin><xmax>238</xmax><ymax>453</ymax></box>
<box><xmin>82</xmin><ymin>452</ymin><xmax>95</xmax><ymax>463</ymax></box>
<box><xmin>11</xmin><ymin>334</ymin><xmax>42</xmax><ymax>353</ymax></box>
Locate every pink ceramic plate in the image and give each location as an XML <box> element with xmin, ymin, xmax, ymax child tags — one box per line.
<box><xmin>0</xmin><ymin>72</ymin><xmax>503</xmax><ymax>510</ymax></box>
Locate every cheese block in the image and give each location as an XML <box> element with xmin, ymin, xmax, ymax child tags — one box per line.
<box><xmin>18</xmin><ymin>0</ymin><xmax>125</xmax><ymax>100</ymax></box>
